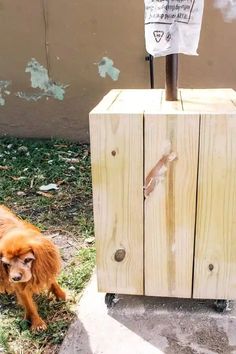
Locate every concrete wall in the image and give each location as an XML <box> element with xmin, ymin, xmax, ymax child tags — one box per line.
<box><xmin>0</xmin><ymin>1</ymin><xmax>235</xmax><ymax>142</ymax></box>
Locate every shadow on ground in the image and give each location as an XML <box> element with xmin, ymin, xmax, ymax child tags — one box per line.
<box><xmin>109</xmin><ymin>295</ymin><xmax>236</xmax><ymax>354</ymax></box>
<box><xmin>59</xmin><ymin>317</ymin><xmax>93</xmax><ymax>354</ymax></box>
<box><xmin>60</xmin><ymin>275</ymin><xmax>236</xmax><ymax>354</ymax></box>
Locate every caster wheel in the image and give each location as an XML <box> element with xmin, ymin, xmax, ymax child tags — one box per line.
<box><xmin>105</xmin><ymin>293</ymin><xmax>117</xmax><ymax>308</ymax></box>
<box><xmin>214</xmin><ymin>299</ymin><xmax>229</xmax><ymax>313</ymax></box>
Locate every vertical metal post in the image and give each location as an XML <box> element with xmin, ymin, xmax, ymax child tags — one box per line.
<box><xmin>165</xmin><ymin>54</ymin><xmax>178</xmax><ymax>101</ymax></box>
<box><xmin>149</xmin><ymin>55</ymin><xmax>154</xmax><ymax>89</ymax></box>
<box><xmin>145</xmin><ymin>54</ymin><xmax>154</xmax><ymax>89</ymax></box>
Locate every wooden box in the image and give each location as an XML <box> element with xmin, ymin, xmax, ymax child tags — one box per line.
<box><xmin>89</xmin><ymin>89</ymin><xmax>236</xmax><ymax>300</ymax></box>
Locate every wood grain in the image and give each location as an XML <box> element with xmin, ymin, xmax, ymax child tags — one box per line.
<box><xmin>90</xmin><ymin>90</ymin><xmax>121</xmax><ymax>114</ymax></box>
<box><xmin>144</xmin><ymin>113</ymin><xmax>199</xmax><ymax>297</ymax></box>
<box><xmin>193</xmin><ymin>114</ymin><xmax>236</xmax><ymax>299</ymax></box>
<box><xmin>180</xmin><ymin>89</ymin><xmax>236</xmax><ymax>113</ymax></box>
<box><xmin>89</xmin><ymin>112</ymin><xmax>144</xmax><ymax>294</ymax></box>
<box><xmin>108</xmin><ymin>89</ymin><xmax>163</xmax><ymax>114</ymax></box>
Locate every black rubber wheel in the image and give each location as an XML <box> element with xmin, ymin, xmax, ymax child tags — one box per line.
<box><xmin>214</xmin><ymin>299</ymin><xmax>228</xmax><ymax>313</ymax></box>
<box><xmin>105</xmin><ymin>293</ymin><xmax>116</xmax><ymax>308</ymax></box>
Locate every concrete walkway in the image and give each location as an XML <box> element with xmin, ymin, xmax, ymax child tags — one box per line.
<box><xmin>60</xmin><ymin>274</ymin><xmax>236</xmax><ymax>354</ymax></box>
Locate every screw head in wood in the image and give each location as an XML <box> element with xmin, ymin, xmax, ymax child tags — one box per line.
<box><xmin>114</xmin><ymin>249</ymin><xmax>126</xmax><ymax>262</ymax></box>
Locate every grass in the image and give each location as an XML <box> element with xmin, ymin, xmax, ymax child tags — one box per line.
<box><xmin>59</xmin><ymin>247</ymin><xmax>96</xmax><ymax>293</ymax></box>
<box><xmin>0</xmin><ymin>138</ymin><xmax>95</xmax><ymax>354</ymax></box>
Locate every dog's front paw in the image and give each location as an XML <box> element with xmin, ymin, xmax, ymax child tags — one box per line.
<box><xmin>31</xmin><ymin>317</ymin><xmax>47</xmax><ymax>331</ymax></box>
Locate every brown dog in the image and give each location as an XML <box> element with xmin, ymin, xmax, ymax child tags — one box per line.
<box><xmin>0</xmin><ymin>205</ymin><xmax>66</xmax><ymax>331</ymax></box>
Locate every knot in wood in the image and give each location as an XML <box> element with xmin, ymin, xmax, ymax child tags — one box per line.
<box><xmin>209</xmin><ymin>264</ymin><xmax>214</xmax><ymax>271</ymax></box>
<box><xmin>114</xmin><ymin>249</ymin><xmax>126</xmax><ymax>262</ymax></box>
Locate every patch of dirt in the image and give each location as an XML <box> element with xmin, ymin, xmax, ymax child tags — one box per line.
<box><xmin>166</xmin><ymin>337</ymin><xmax>200</xmax><ymax>354</ymax></box>
<box><xmin>194</xmin><ymin>319</ymin><xmax>236</xmax><ymax>353</ymax></box>
<box><xmin>46</xmin><ymin>232</ymin><xmax>79</xmax><ymax>266</ymax></box>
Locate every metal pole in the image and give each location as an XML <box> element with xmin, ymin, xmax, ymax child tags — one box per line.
<box><xmin>149</xmin><ymin>55</ymin><xmax>154</xmax><ymax>89</ymax></box>
<box><xmin>165</xmin><ymin>54</ymin><xmax>178</xmax><ymax>101</ymax></box>
<box><xmin>145</xmin><ymin>54</ymin><xmax>154</xmax><ymax>89</ymax></box>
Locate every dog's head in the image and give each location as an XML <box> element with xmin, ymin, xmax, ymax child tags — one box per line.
<box><xmin>0</xmin><ymin>228</ymin><xmax>61</xmax><ymax>286</ymax></box>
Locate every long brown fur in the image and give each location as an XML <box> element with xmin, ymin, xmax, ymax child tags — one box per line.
<box><xmin>0</xmin><ymin>205</ymin><xmax>66</xmax><ymax>331</ymax></box>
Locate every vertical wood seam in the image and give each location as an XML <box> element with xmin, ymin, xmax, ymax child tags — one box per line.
<box><xmin>191</xmin><ymin>113</ymin><xmax>201</xmax><ymax>298</ymax></box>
<box><xmin>143</xmin><ymin>112</ymin><xmax>145</xmax><ymax>295</ymax></box>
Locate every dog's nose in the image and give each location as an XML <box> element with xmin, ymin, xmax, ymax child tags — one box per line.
<box><xmin>12</xmin><ymin>275</ymin><xmax>22</xmax><ymax>282</ymax></box>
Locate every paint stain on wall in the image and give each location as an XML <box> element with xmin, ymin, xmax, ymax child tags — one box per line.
<box><xmin>98</xmin><ymin>57</ymin><xmax>120</xmax><ymax>81</ymax></box>
<box><xmin>16</xmin><ymin>58</ymin><xmax>68</xmax><ymax>101</ymax></box>
<box><xmin>0</xmin><ymin>81</ymin><xmax>11</xmax><ymax>106</ymax></box>
<box><xmin>214</xmin><ymin>0</ymin><xmax>236</xmax><ymax>22</ymax></box>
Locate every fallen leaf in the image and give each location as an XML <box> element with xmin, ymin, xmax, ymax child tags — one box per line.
<box><xmin>11</xmin><ymin>176</ymin><xmax>27</xmax><ymax>181</ymax></box>
<box><xmin>18</xmin><ymin>146</ymin><xmax>28</xmax><ymax>153</ymax></box>
<box><xmin>85</xmin><ymin>237</ymin><xmax>95</xmax><ymax>244</ymax></box>
<box><xmin>56</xmin><ymin>180</ymin><xmax>66</xmax><ymax>186</ymax></box>
<box><xmin>4</xmin><ymin>196</ymin><xmax>11</xmax><ymax>201</ymax></box>
<box><xmin>35</xmin><ymin>174</ymin><xmax>45</xmax><ymax>180</ymax></box>
<box><xmin>39</xmin><ymin>183</ymin><xmax>59</xmax><ymax>191</ymax></box>
<box><xmin>37</xmin><ymin>191</ymin><xmax>53</xmax><ymax>198</ymax></box>
<box><xmin>61</xmin><ymin>157</ymin><xmax>80</xmax><ymax>164</ymax></box>
<box><xmin>16</xmin><ymin>191</ymin><xmax>26</xmax><ymax>196</ymax></box>
<box><xmin>54</xmin><ymin>144</ymin><xmax>68</xmax><ymax>148</ymax></box>
<box><xmin>30</xmin><ymin>178</ymin><xmax>34</xmax><ymax>188</ymax></box>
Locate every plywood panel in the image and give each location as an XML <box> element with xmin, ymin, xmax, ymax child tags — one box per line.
<box><xmin>145</xmin><ymin>113</ymin><xmax>199</xmax><ymax>297</ymax></box>
<box><xmin>90</xmin><ymin>112</ymin><xmax>143</xmax><ymax>294</ymax></box>
<box><xmin>193</xmin><ymin>114</ymin><xmax>236</xmax><ymax>299</ymax></box>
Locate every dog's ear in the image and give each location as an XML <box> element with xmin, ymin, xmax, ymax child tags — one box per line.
<box><xmin>0</xmin><ymin>251</ymin><xmax>8</xmax><ymax>291</ymax></box>
<box><xmin>30</xmin><ymin>236</ymin><xmax>61</xmax><ymax>285</ymax></box>
<box><xmin>0</xmin><ymin>252</ymin><xmax>3</xmax><ymax>276</ymax></box>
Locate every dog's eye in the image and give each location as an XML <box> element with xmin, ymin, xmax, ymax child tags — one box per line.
<box><xmin>2</xmin><ymin>262</ymin><xmax>10</xmax><ymax>268</ymax></box>
<box><xmin>24</xmin><ymin>258</ymin><xmax>33</xmax><ymax>264</ymax></box>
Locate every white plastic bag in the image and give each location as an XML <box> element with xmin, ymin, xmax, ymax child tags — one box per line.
<box><xmin>144</xmin><ymin>0</ymin><xmax>204</xmax><ymax>57</ymax></box>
